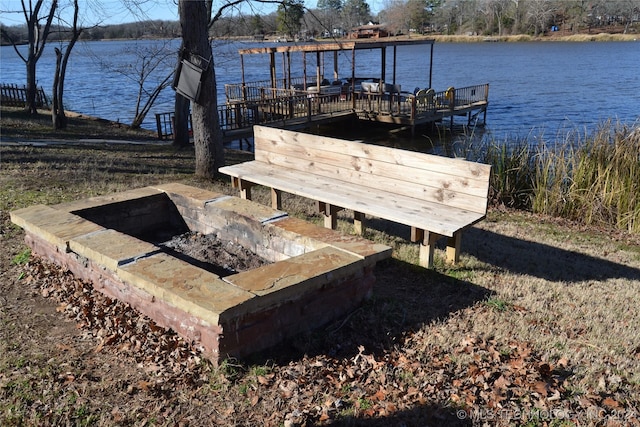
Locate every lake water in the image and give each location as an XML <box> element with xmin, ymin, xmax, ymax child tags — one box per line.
<box><xmin>1</xmin><ymin>39</ymin><xmax>639</xmax><ymax>145</ymax></box>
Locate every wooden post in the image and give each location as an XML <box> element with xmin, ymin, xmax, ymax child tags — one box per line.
<box><xmin>316</xmin><ymin>51</ymin><xmax>321</xmax><ymax>91</ymax></box>
<box><xmin>351</xmin><ymin>48</ymin><xmax>356</xmax><ymax>109</ymax></box>
<box><xmin>269</xmin><ymin>50</ymin><xmax>276</xmax><ymax>95</ymax></box>
<box><xmin>287</xmin><ymin>51</ymin><xmax>291</xmax><ymax>89</ymax></box>
<box><xmin>232</xmin><ymin>177</ymin><xmax>253</xmax><ymax>200</ymax></box>
<box><xmin>392</xmin><ymin>45</ymin><xmax>397</xmax><ymax>85</ymax></box>
<box><xmin>354</xmin><ymin>211</ymin><xmax>366</xmax><ymax>235</ymax></box>
<box><xmin>240</xmin><ymin>54</ymin><xmax>246</xmax><ymax>102</ymax></box>
<box><xmin>429</xmin><ymin>43</ymin><xmax>434</xmax><ymax>89</ymax></box>
<box><xmin>446</xmin><ymin>232</ymin><xmax>462</xmax><ymax>264</ymax></box>
<box><xmin>380</xmin><ymin>46</ymin><xmax>386</xmax><ymax>84</ymax></box>
<box><xmin>271</xmin><ymin>188</ymin><xmax>283</xmax><ymax>210</ymax></box>
<box><xmin>419</xmin><ymin>231</ymin><xmax>440</xmax><ymax>269</ymax></box>
<box><xmin>317</xmin><ymin>201</ymin><xmax>341</xmax><ymax>230</ymax></box>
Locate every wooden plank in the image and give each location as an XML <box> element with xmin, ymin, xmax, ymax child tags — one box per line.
<box><xmin>219</xmin><ymin>162</ymin><xmax>484</xmax><ymax>236</ymax></box>
<box><xmin>258</xmin><ymin>150</ymin><xmax>487</xmax><ymax>214</ymax></box>
<box><xmin>254</xmin><ymin>126</ymin><xmax>490</xmax><ymax>213</ymax></box>
<box><xmin>238</xmin><ymin>39</ymin><xmax>434</xmax><ymax>56</ymax></box>
<box><xmin>254</xmin><ymin>126</ymin><xmax>491</xmax><ymax>182</ymax></box>
<box><xmin>257</xmin><ymin>150</ymin><xmax>489</xmax><ymax>214</ymax></box>
<box><xmin>253</xmin><ymin>135</ymin><xmax>489</xmax><ymax>213</ymax></box>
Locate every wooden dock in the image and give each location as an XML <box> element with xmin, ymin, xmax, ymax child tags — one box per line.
<box><xmin>156</xmin><ymin>39</ymin><xmax>489</xmax><ymax>144</ymax></box>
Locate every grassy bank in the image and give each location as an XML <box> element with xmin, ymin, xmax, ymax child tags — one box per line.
<box><xmin>1</xmin><ymin>107</ymin><xmax>640</xmax><ymax>426</ymax></box>
<box><xmin>477</xmin><ymin>121</ymin><xmax>640</xmax><ymax>234</ymax></box>
<box><xmin>428</xmin><ymin>33</ymin><xmax>639</xmax><ymax>42</ymax></box>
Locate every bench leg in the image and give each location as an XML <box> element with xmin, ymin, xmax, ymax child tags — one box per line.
<box><xmin>410</xmin><ymin>227</ymin><xmax>423</xmax><ymax>243</ymax></box>
<box><xmin>446</xmin><ymin>232</ymin><xmax>462</xmax><ymax>265</ymax></box>
<box><xmin>317</xmin><ymin>201</ymin><xmax>340</xmax><ymax>230</ymax></box>
<box><xmin>354</xmin><ymin>211</ymin><xmax>366</xmax><ymax>235</ymax></box>
<box><xmin>232</xmin><ymin>177</ymin><xmax>253</xmax><ymax>200</ymax></box>
<box><xmin>419</xmin><ymin>231</ymin><xmax>440</xmax><ymax>269</ymax></box>
<box><xmin>271</xmin><ymin>188</ymin><xmax>282</xmax><ymax>210</ymax></box>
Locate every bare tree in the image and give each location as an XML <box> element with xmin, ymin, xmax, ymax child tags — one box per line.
<box><xmin>177</xmin><ymin>0</ymin><xmax>224</xmax><ymax>178</ymax></box>
<box><xmin>1</xmin><ymin>0</ymin><xmax>58</xmax><ymax>115</ymax></box>
<box><xmin>90</xmin><ymin>41</ymin><xmax>175</xmax><ymax>129</ymax></box>
<box><xmin>480</xmin><ymin>0</ymin><xmax>511</xmax><ymax>35</ymax></box>
<box><xmin>52</xmin><ymin>0</ymin><xmax>82</xmax><ymax>129</ymax></box>
<box><xmin>381</xmin><ymin>0</ymin><xmax>413</xmax><ymax>35</ymax></box>
<box><xmin>526</xmin><ymin>0</ymin><xmax>556</xmax><ymax>36</ymax></box>
<box><xmin>174</xmin><ymin>0</ymin><xmax>281</xmax><ymax>173</ymax></box>
<box><xmin>608</xmin><ymin>0</ymin><xmax>640</xmax><ymax>34</ymax></box>
<box><xmin>127</xmin><ymin>43</ymin><xmax>175</xmax><ymax>129</ymax></box>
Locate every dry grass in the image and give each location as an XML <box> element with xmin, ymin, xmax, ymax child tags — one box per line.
<box><xmin>420</xmin><ymin>33</ymin><xmax>638</xmax><ymax>43</ymax></box>
<box><xmin>475</xmin><ymin>121</ymin><xmax>640</xmax><ymax>234</ymax></box>
<box><xmin>2</xmin><ymin>108</ymin><xmax>640</xmax><ymax>426</ymax></box>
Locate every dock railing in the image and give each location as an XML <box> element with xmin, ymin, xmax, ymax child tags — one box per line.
<box><xmin>225</xmin><ymin>77</ymin><xmax>313</xmax><ymax>103</ymax></box>
<box><xmin>410</xmin><ymin>83</ymin><xmax>489</xmax><ymax>119</ymax></box>
<box><xmin>218</xmin><ymin>90</ymin><xmax>353</xmax><ymax>132</ymax></box>
<box><xmin>157</xmin><ymin>82</ymin><xmax>488</xmax><ymax>140</ymax></box>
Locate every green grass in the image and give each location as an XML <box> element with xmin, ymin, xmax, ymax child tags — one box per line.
<box><xmin>11</xmin><ymin>248</ymin><xmax>31</xmax><ymax>265</ymax></box>
<box><xmin>483</xmin><ymin>296</ymin><xmax>512</xmax><ymax>312</ymax></box>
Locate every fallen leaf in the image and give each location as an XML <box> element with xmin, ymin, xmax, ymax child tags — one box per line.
<box><xmin>494</xmin><ymin>375</ymin><xmax>510</xmax><ymax>390</ymax></box>
<box><xmin>533</xmin><ymin>381</ymin><xmax>548</xmax><ymax>397</ymax></box>
<box><xmin>602</xmin><ymin>397</ymin><xmax>621</xmax><ymax>409</ymax></box>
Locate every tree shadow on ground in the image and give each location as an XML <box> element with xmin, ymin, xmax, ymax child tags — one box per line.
<box><xmin>310</xmin><ymin>405</ymin><xmax>472</xmax><ymax>427</ymax></box>
<box><xmin>244</xmin><ymin>257</ymin><xmax>488</xmax><ymax>426</ymax></box>
<box><xmin>464</xmin><ymin>227</ymin><xmax>640</xmax><ymax>282</ymax></box>
<box><xmin>253</xmin><ymin>257</ymin><xmax>492</xmax><ymax>365</ymax></box>
<box><xmin>352</xmin><ymin>215</ymin><xmax>640</xmax><ymax>283</ymax></box>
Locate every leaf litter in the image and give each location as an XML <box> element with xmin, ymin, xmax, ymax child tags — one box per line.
<box><xmin>2</xmin><ymin>254</ymin><xmax>638</xmax><ymax>426</ymax></box>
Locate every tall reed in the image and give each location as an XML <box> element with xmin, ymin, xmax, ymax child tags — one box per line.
<box><xmin>471</xmin><ymin>121</ymin><xmax>640</xmax><ymax>233</ymax></box>
<box><xmin>480</xmin><ymin>138</ymin><xmax>535</xmax><ymax>210</ymax></box>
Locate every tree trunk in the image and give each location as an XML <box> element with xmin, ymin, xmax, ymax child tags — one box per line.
<box><xmin>178</xmin><ymin>0</ymin><xmax>224</xmax><ymax>179</ymax></box>
<box><xmin>56</xmin><ymin>33</ymin><xmax>80</xmax><ymax>130</ymax></box>
<box><xmin>24</xmin><ymin>0</ymin><xmax>58</xmax><ymax>115</ymax></box>
<box><xmin>173</xmin><ymin>93</ymin><xmax>191</xmax><ymax>147</ymax></box>
<box><xmin>52</xmin><ymin>48</ymin><xmax>62</xmax><ymax>128</ymax></box>
<box><xmin>26</xmin><ymin>57</ymin><xmax>38</xmax><ymax>115</ymax></box>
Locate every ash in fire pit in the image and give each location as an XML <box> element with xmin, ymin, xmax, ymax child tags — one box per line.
<box><xmin>158</xmin><ymin>232</ymin><xmax>270</xmax><ymax>277</ymax></box>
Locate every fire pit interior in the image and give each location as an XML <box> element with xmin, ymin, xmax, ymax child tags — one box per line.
<box><xmin>10</xmin><ymin>183</ymin><xmax>391</xmax><ymax>363</ymax></box>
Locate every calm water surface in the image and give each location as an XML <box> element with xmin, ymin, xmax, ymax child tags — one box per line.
<box><xmin>1</xmin><ymin>39</ymin><xmax>638</xmax><ymax>146</ymax></box>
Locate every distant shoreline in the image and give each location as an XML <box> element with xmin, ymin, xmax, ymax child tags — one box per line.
<box><xmin>2</xmin><ymin>32</ymin><xmax>637</xmax><ymax>47</ymax></box>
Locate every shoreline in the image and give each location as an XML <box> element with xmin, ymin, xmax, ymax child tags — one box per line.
<box><xmin>3</xmin><ymin>32</ymin><xmax>637</xmax><ymax>48</ymax></box>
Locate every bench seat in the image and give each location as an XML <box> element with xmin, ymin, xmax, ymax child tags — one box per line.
<box><xmin>220</xmin><ymin>161</ymin><xmax>484</xmax><ymax>237</ymax></box>
<box><xmin>219</xmin><ymin>125</ymin><xmax>491</xmax><ymax>268</ymax></box>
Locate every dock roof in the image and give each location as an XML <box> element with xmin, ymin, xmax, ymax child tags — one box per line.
<box><xmin>237</xmin><ymin>38</ymin><xmax>435</xmax><ymax>55</ymax></box>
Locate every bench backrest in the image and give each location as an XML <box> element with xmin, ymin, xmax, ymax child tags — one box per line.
<box><xmin>253</xmin><ymin>125</ymin><xmax>492</xmax><ymax>214</ymax></box>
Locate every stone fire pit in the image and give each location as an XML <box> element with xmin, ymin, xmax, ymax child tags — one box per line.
<box><xmin>10</xmin><ymin>183</ymin><xmax>391</xmax><ymax>364</ymax></box>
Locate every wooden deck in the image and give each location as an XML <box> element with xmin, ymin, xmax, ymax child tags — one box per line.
<box><xmin>155</xmin><ymin>84</ymin><xmax>488</xmax><ymax>143</ymax></box>
<box><xmin>156</xmin><ymin>40</ymin><xmax>489</xmax><ymax>143</ymax></box>
<box><xmin>215</xmin><ymin>83</ymin><xmax>488</xmax><ymax>142</ymax></box>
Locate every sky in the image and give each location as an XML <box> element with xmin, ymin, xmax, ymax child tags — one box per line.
<box><xmin>0</xmin><ymin>0</ymin><xmax>179</xmax><ymax>26</ymax></box>
<box><xmin>1</xmin><ymin>0</ymin><xmax>384</xmax><ymax>27</ymax></box>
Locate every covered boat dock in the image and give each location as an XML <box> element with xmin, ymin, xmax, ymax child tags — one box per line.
<box><xmin>158</xmin><ymin>39</ymin><xmax>489</xmax><ymax>143</ymax></box>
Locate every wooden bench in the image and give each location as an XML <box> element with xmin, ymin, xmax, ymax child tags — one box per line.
<box><xmin>219</xmin><ymin>125</ymin><xmax>491</xmax><ymax>268</ymax></box>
